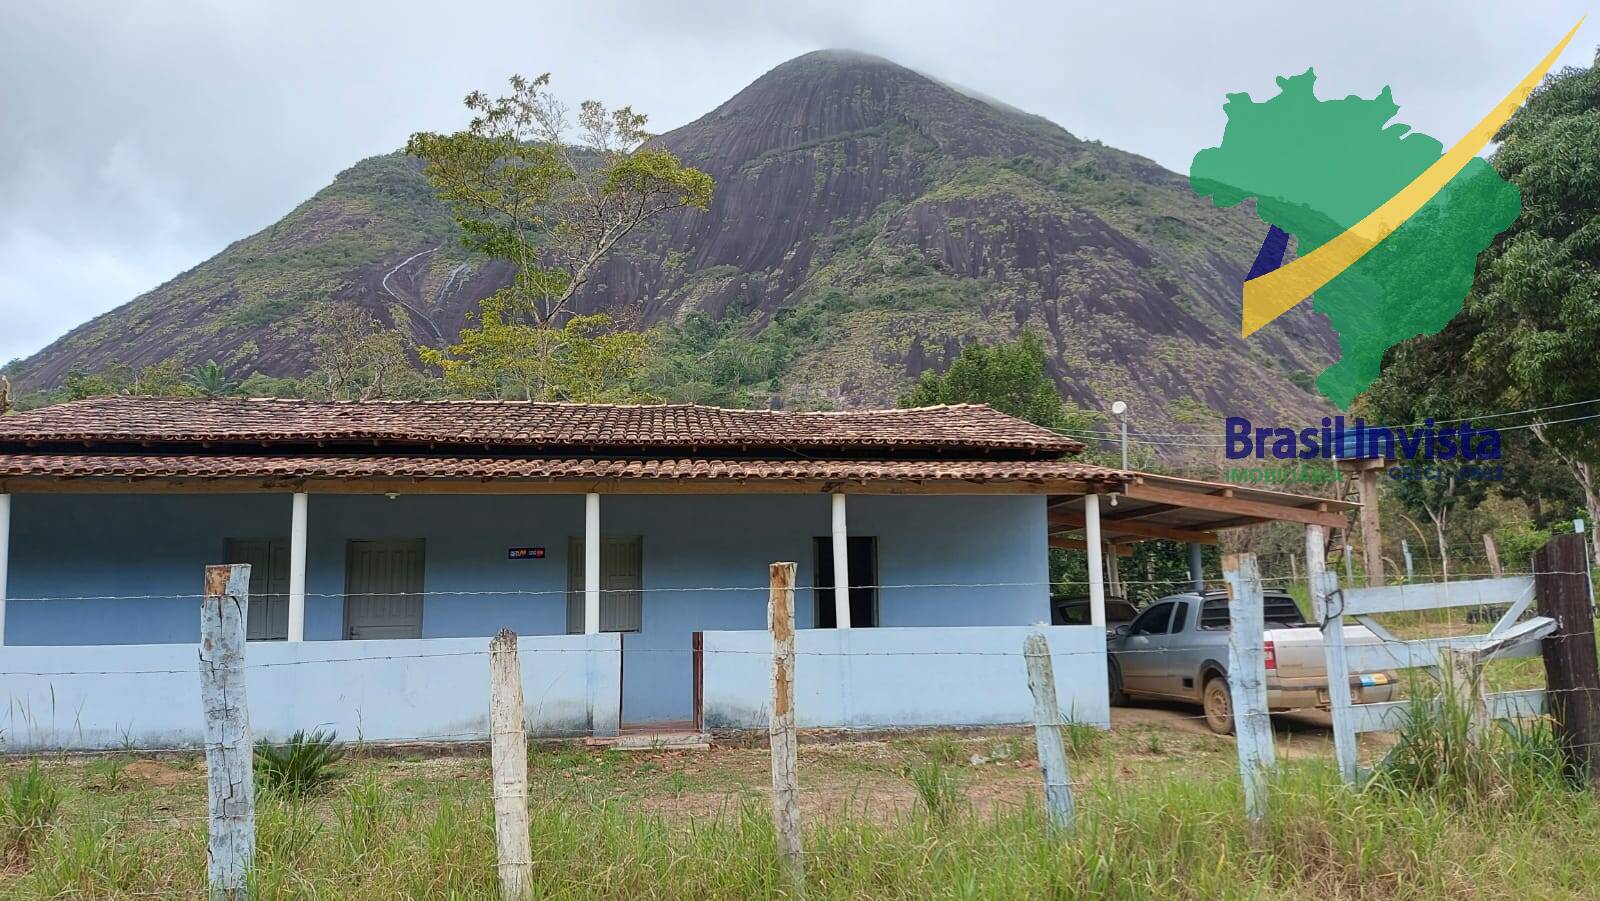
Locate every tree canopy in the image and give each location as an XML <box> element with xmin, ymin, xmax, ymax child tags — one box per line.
<box><xmin>1363</xmin><ymin>60</ymin><xmax>1600</xmax><ymax>553</ymax></box>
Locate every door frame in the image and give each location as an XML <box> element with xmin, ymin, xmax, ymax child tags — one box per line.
<box><xmin>811</xmin><ymin>535</ymin><xmax>880</xmax><ymax>628</ymax></box>
<box><xmin>342</xmin><ymin>538</ymin><xmax>427</xmax><ymax>640</ymax></box>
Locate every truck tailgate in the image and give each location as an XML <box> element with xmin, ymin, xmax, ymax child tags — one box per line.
<box><xmin>1266</xmin><ymin>625</ymin><xmax>1390</xmax><ymax>686</ymax></box>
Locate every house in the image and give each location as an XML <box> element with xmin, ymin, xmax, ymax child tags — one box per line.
<box><xmin>0</xmin><ymin>396</ymin><xmax>1352</xmax><ymax>750</ymax></box>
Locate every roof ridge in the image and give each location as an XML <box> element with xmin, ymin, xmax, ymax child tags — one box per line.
<box><xmin>55</xmin><ymin>395</ymin><xmax>1006</xmax><ymax>418</ymax></box>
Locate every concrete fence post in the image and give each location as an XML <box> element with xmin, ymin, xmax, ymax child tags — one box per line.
<box><xmin>1222</xmin><ymin>553</ymin><xmax>1274</xmax><ymax>825</ymax></box>
<box><xmin>200</xmin><ymin>564</ymin><xmax>255</xmax><ymax>901</ymax></box>
<box><xmin>1023</xmin><ymin>632</ymin><xmax>1075</xmax><ymax>832</ymax></box>
<box><xmin>489</xmin><ymin>629</ymin><xmax>532</xmax><ymax>899</ymax></box>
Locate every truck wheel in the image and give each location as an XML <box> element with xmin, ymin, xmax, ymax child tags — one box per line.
<box><xmin>1203</xmin><ymin>676</ymin><xmax>1234</xmax><ymax>735</ymax></box>
<box><xmin>1108</xmin><ymin>661</ymin><xmax>1128</xmax><ymax>707</ymax></box>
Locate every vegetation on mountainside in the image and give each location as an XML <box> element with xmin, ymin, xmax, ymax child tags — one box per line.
<box><xmin>7</xmin><ymin>51</ymin><xmax>1333</xmax><ymax>434</ymax></box>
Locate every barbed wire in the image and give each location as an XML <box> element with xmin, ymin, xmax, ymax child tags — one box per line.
<box><xmin>2</xmin><ymin>568</ymin><xmax>1589</xmax><ymax>604</ymax></box>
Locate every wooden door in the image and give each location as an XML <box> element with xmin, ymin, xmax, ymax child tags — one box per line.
<box><xmin>344</xmin><ymin>539</ymin><xmax>425</xmax><ymax>640</ymax></box>
<box><xmin>225</xmin><ymin>538</ymin><xmax>291</xmax><ymax>641</ymax></box>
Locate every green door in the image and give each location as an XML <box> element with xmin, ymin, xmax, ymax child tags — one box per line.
<box><xmin>344</xmin><ymin>539</ymin><xmax>426</xmax><ymax>640</ymax></box>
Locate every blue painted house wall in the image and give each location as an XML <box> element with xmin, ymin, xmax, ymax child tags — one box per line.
<box><xmin>6</xmin><ymin>492</ymin><xmax>1049</xmax><ymax>723</ymax></box>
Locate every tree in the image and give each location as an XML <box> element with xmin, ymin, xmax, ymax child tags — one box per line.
<box><xmin>185</xmin><ymin>360</ymin><xmax>238</xmax><ymax>398</ymax></box>
<box><xmin>1364</xmin><ymin>61</ymin><xmax>1600</xmax><ymax>557</ymax></box>
<box><xmin>421</xmin><ymin>305</ymin><xmax>653</xmax><ymax>402</ymax></box>
<box><xmin>407</xmin><ymin>74</ymin><xmax>713</xmax><ymax>401</ymax></box>
<box><xmin>308</xmin><ymin>301</ymin><xmax>428</xmax><ymax>401</ymax></box>
<box><xmin>899</xmin><ymin>331</ymin><xmax>1103</xmax><ymax>434</ymax></box>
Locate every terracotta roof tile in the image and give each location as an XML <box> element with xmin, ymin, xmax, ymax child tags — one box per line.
<box><xmin>0</xmin><ymin>396</ymin><xmax>1083</xmax><ymax>454</ymax></box>
<box><xmin>0</xmin><ymin>453</ymin><xmax>1127</xmax><ymax>485</ymax></box>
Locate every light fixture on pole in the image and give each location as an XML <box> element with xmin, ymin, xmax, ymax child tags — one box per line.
<box><xmin>1110</xmin><ymin>400</ymin><xmax>1129</xmax><ymax>470</ymax></box>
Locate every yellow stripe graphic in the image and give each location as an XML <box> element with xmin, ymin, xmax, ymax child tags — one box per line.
<box><xmin>1241</xmin><ymin>19</ymin><xmax>1585</xmax><ymax>338</ymax></box>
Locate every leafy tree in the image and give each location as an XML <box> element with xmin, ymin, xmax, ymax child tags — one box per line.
<box><xmin>899</xmin><ymin>331</ymin><xmax>1103</xmax><ymax>433</ymax></box>
<box><xmin>637</xmin><ymin>312</ymin><xmax>792</xmax><ymax>407</ymax></box>
<box><xmin>307</xmin><ymin>301</ymin><xmax>430</xmax><ymax>401</ymax></box>
<box><xmin>407</xmin><ymin>73</ymin><xmax>713</xmax><ymax>403</ymax></box>
<box><xmin>1364</xmin><ymin>61</ymin><xmax>1600</xmax><ymax>557</ymax></box>
<box><xmin>422</xmin><ymin>305</ymin><xmax>652</xmax><ymax>402</ymax></box>
<box><xmin>184</xmin><ymin>360</ymin><xmax>238</xmax><ymax>398</ymax></box>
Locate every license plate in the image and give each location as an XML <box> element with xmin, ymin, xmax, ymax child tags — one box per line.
<box><xmin>1358</xmin><ymin>674</ymin><xmax>1389</xmax><ymax>687</ymax></box>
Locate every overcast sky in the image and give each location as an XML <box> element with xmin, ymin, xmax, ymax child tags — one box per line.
<box><xmin>0</xmin><ymin>0</ymin><xmax>1592</xmax><ymax>363</ymax></box>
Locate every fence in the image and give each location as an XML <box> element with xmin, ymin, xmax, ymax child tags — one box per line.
<box><xmin>8</xmin><ymin>550</ymin><xmax>1600</xmax><ymax>896</ymax></box>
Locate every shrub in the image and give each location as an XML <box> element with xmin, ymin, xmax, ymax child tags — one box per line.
<box><xmin>255</xmin><ymin>729</ymin><xmax>346</xmax><ymax>798</ymax></box>
<box><xmin>1</xmin><ymin>760</ymin><xmax>62</xmax><ymax>858</ymax></box>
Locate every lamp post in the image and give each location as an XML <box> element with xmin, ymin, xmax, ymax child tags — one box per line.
<box><xmin>1111</xmin><ymin>400</ymin><xmax>1129</xmax><ymax>469</ymax></box>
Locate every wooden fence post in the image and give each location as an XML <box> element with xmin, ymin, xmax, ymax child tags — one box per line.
<box><xmin>1023</xmin><ymin>633</ymin><xmax>1075</xmax><ymax>831</ymax></box>
<box><xmin>1222</xmin><ymin>553</ymin><xmax>1274</xmax><ymax>824</ymax></box>
<box><xmin>1401</xmin><ymin>539</ymin><xmax>1415</xmax><ymax>582</ymax></box>
<box><xmin>1308</xmin><ymin>521</ymin><xmax>1357</xmax><ymax>784</ymax></box>
<box><xmin>489</xmin><ymin>629</ymin><xmax>532</xmax><ymax>899</ymax></box>
<box><xmin>1289</xmin><ymin>553</ymin><xmax>1299</xmax><ymax>583</ymax></box>
<box><xmin>768</xmin><ymin>562</ymin><xmax>804</xmax><ymax>886</ymax></box>
<box><xmin>1483</xmin><ymin>534</ymin><xmax>1504</xmax><ymax>578</ymax></box>
<box><xmin>1535</xmin><ymin>533</ymin><xmax>1600</xmax><ymax>790</ymax></box>
<box><xmin>200</xmin><ymin>564</ymin><xmax>255</xmax><ymax>901</ymax></box>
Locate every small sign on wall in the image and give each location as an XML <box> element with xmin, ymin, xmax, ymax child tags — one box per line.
<box><xmin>507</xmin><ymin>547</ymin><xmax>546</xmax><ymax>560</ymax></box>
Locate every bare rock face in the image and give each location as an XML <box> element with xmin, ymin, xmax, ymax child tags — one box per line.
<box><xmin>10</xmin><ymin>49</ymin><xmax>1338</xmax><ymax>439</ymax></box>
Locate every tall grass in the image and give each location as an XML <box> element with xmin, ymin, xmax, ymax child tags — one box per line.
<box><xmin>1</xmin><ymin>761</ymin><xmax>61</xmax><ymax>860</ymax></box>
<box><xmin>5</xmin><ymin>732</ymin><xmax>1600</xmax><ymax>898</ymax></box>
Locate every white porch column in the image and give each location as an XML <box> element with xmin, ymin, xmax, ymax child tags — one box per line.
<box><xmin>830</xmin><ymin>492</ymin><xmax>851</xmax><ymax>629</ymax></box>
<box><xmin>1084</xmin><ymin>494</ymin><xmax>1105</xmax><ymax>628</ymax></box>
<box><xmin>0</xmin><ymin>493</ymin><xmax>10</xmax><ymax>646</ymax></box>
<box><xmin>287</xmin><ymin>492</ymin><xmax>308</xmax><ymax>642</ymax></box>
<box><xmin>584</xmin><ymin>492</ymin><xmax>601</xmax><ymax>635</ymax></box>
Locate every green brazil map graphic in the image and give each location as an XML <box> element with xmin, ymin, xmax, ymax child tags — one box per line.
<box><xmin>1189</xmin><ymin>69</ymin><xmax>1523</xmax><ymax>408</ymax></box>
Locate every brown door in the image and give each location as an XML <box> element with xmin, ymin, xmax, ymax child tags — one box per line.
<box><xmin>344</xmin><ymin>539</ymin><xmax>425</xmax><ymax>640</ymax></box>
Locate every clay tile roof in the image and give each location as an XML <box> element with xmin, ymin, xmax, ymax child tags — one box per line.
<box><xmin>0</xmin><ymin>453</ymin><xmax>1128</xmax><ymax>485</ymax></box>
<box><xmin>0</xmin><ymin>396</ymin><xmax>1084</xmax><ymax>455</ymax></box>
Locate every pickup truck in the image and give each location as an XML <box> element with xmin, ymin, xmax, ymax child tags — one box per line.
<box><xmin>1106</xmin><ymin>589</ymin><xmax>1399</xmax><ymax>734</ymax></box>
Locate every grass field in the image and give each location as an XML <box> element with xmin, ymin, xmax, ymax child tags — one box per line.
<box><xmin>2</xmin><ymin>706</ymin><xmax>1598</xmax><ymax>900</ymax></box>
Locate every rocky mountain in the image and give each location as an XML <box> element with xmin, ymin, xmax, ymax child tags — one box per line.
<box><xmin>9</xmin><ymin>49</ymin><xmax>1339</xmax><ymax>437</ymax></box>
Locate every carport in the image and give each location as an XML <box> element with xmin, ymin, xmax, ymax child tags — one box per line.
<box><xmin>1049</xmin><ymin>472</ymin><xmax>1358</xmax><ymax>625</ymax></box>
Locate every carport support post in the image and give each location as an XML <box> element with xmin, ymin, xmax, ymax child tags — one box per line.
<box><xmin>287</xmin><ymin>491</ymin><xmax>307</xmax><ymax>642</ymax></box>
<box><xmin>0</xmin><ymin>492</ymin><xmax>10</xmax><ymax>646</ymax></box>
<box><xmin>1188</xmin><ymin>542</ymin><xmax>1205</xmax><ymax>593</ymax></box>
<box><xmin>585</xmin><ymin>493</ymin><xmax>601</xmax><ymax>635</ymax></box>
<box><xmin>830</xmin><ymin>492</ymin><xmax>851</xmax><ymax>629</ymax></box>
<box><xmin>1222</xmin><ymin>553</ymin><xmax>1274</xmax><ymax>824</ymax></box>
<box><xmin>1308</xmin><ymin>524</ymin><xmax>1357</xmax><ymax>784</ymax></box>
<box><xmin>1084</xmin><ymin>494</ymin><xmax>1106</xmax><ymax>628</ymax></box>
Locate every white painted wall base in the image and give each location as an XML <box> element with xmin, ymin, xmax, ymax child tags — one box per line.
<box><xmin>0</xmin><ymin>634</ymin><xmax>621</xmax><ymax>752</ymax></box>
<box><xmin>700</xmin><ymin>625</ymin><xmax>1109</xmax><ymax>731</ymax></box>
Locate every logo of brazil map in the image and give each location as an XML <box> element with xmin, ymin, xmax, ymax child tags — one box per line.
<box><xmin>1189</xmin><ymin>21</ymin><xmax>1582</xmax><ymax>408</ymax></box>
